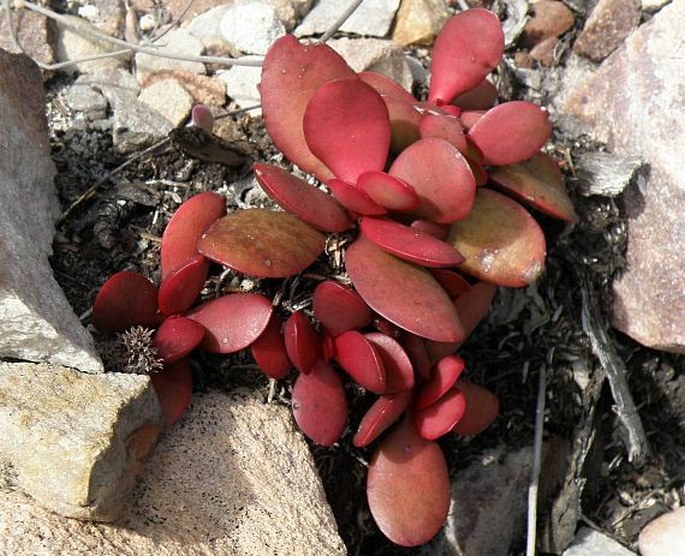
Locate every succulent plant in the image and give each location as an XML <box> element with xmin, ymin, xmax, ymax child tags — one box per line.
<box><xmin>91</xmin><ymin>7</ymin><xmax>576</xmax><ymax>548</ymax></box>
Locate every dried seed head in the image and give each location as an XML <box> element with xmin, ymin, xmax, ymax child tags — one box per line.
<box><xmin>120</xmin><ymin>326</ymin><xmax>164</xmax><ymax>374</ymax></box>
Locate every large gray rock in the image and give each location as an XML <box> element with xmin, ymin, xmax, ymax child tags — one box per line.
<box><xmin>296</xmin><ymin>0</ymin><xmax>400</xmax><ymax>38</ymax></box>
<box><xmin>0</xmin><ymin>362</ymin><xmax>162</xmax><ymax>521</ymax></box>
<box><xmin>0</xmin><ymin>50</ymin><xmax>102</xmax><ymax>373</ymax></box>
<box><xmin>564</xmin><ymin>527</ymin><xmax>635</xmax><ymax>556</ymax></box>
<box><xmin>557</xmin><ymin>0</ymin><xmax>685</xmax><ymax>353</ymax></box>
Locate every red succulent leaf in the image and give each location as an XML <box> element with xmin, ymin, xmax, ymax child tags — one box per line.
<box><xmin>381</xmin><ymin>95</ymin><xmax>423</xmax><ymax>155</ymax></box>
<box><xmin>359</xmin><ymin>217</ymin><xmax>464</xmax><ymax>268</ymax></box>
<box><xmin>357</xmin><ymin>171</ymin><xmax>420</xmax><ymax>212</ymax></box>
<box><xmin>367</xmin><ymin>417</ymin><xmax>451</xmax><ymax>547</ymax></box>
<box><xmin>410</xmin><ymin>219</ymin><xmax>450</xmax><ymax>241</ymax></box>
<box><xmin>346</xmin><ymin>238</ymin><xmax>464</xmax><ymax>343</ymax></box>
<box><xmin>150</xmin><ymin>358</ymin><xmax>193</xmax><ymax>427</ymax></box>
<box><xmin>389</xmin><ymin>137</ymin><xmax>476</xmax><ymax>224</ymax></box>
<box><xmin>92</xmin><ymin>271</ymin><xmax>161</xmax><ymax>333</ymax></box>
<box><xmin>158</xmin><ymin>254</ymin><xmax>209</xmax><ymax>316</ymax></box>
<box><xmin>353</xmin><ymin>390</ymin><xmax>412</xmax><ymax>448</ymax></box>
<box><xmin>260</xmin><ymin>35</ymin><xmax>356</xmax><ymax>180</ymax></box>
<box><xmin>153</xmin><ymin>316</ymin><xmax>206</xmax><ymax>365</ymax></box>
<box><xmin>312</xmin><ymin>280</ymin><xmax>372</xmax><ymax>337</ymax></box>
<box><xmin>186</xmin><ymin>293</ymin><xmax>273</xmax><ymax>353</ymax></box>
<box><xmin>428</xmin><ymin>8</ymin><xmax>504</xmax><ymax>105</ymax></box>
<box><xmin>415</xmin><ymin>355</ymin><xmax>465</xmax><ymax>410</ymax></box>
<box><xmin>467</xmin><ymin>101</ymin><xmax>552</xmax><ymax>166</ymax></box>
<box><xmin>447</xmin><ymin>188</ymin><xmax>546</xmax><ymax>287</ymax></box>
<box><xmin>488</xmin><ymin>153</ymin><xmax>579</xmax><ymax>222</ymax></box>
<box><xmin>364</xmin><ymin>332</ymin><xmax>414</xmax><ymax>393</ymax></box>
<box><xmin>284</xmin><ymin>310</ymin><xmax>321</xmax><ymax>374</ymax></box>
<box><xmin>250</xmin><ymin>314</ymin><xmax>292</xmax><ymax>379</ymax></box>
<box><xmin>359</xmin><ymin>71</ymin><xmax>415</xmax><ymax>103</ymax></box>
<box><xmin>453</xmin><ymin>380</ymin><xmax>499</xmax><ymax>435</ymax></box>
<box><xmin>191</xmin><ymin>104</ymin><xmax>214</xmax><ymax>134</ymax></box>
<box><xmin>161</xmin><ymin>192</ymin><xmax>226</xmax><ymax>278</ymax></box>
<box><xmin>292</xmin><ymin>359</ymin><xmax>348</xmax><ymax>446</ymax></box>
<box><xmin>303</xmin><ymin>78</ymin><xmax>391</xmax><ymax>184</ymax></box>
<box><xmin>334</xmin><ymin>330</ymin><xmax>387</xmax><ymax>394</ymax></box>
<box><xmin>429</xmin><ymin>269</ymin><xmax>470</xmax><ymax>299</ymax></box>
<box><xmin>455</xmin><ymin>281</ymin><xmax>497</xmax><ymax>338</ymax></box>
<box><xmin>459</xmin><ymin>109</ymin><xmax>486</xmax><ymax>131</ymax></box>
<box><xmin>413</xmin><ymin>387</ymin><xmax>467</xmax><ymax>440</ymax></box>
<box><xmin>402</xmin><ymin>333</ymin><xmax>432</xmax><ymax>380</ymax></box>
<box><xmin>464</xmin><ymin>138</ymin><xmax>488</xmax><ymax>186</ymax></box>
<box><xmin>198</xmin><ymin>209</ymin><xmax>326</xmax><ymax>278</ymax></box>
<box><xmin>253</xmin><ymin>163</ymin><xmax>353</xmax><ymax>232</ymax></box>
<box><xmin>419</xmin><ymin>112</ymin><xmax>468</xmax><ymax>154</ymax></box>
<box><xmin>453</xmin><ymin>78</ymin><xmax>498</xmax><ymax>111</ymax></box>
<box><xmin>326</xmin><ymin>178</ymin><xmax>387</xmax><ymax>216</ymax></box>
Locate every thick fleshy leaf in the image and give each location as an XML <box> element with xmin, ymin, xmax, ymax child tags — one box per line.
<box><xmin>381</xmin><ymin>95</ymin><xmax>423</xmax><ymax>155</ymax></box>
<box><xmin>191</xmin><ymin>103</ymin><xmax>214</xmax><ymax>134</ymax></box>
<box><xmin>260</xmin><ymin>35</ymin><xmax>356</xmax><ymax>180</ymax></box>
<box><xmin>284</xmin><ymin>310</ymin><xmax>321</xmax><ymax>374</ymax></box>
<box><xmin>364</xmin><ymin>332</ymin><xmax>414</xmax><ymax>393</ymax></box>
<box><xmin>453</xmin><ymin>380</ymin><xmax>499</xmax><ymax>435</ymax></box>
<box><xmin>303</xmin><ymin>78</ymin><xmax>391</xmax><ymax>184</ymax></box>
<box><xmin>312</xmin><ymin>280</ymin><xmax>372</xmax><ymax>337</ymax></box>
<box><xmin>419</xmin><ymin>112</ymin><xmax>467</xmax><ymax>154</ymax></box>
<box><xmin>464</xmin><ymin>138</ymin><xmax>488</xmax><ymax>186</ymax></box>
<box><xmin>150</xmin><ymin>359</ymin><xmax>193</xmax><ymax>427</ymax></box>
<box><xmin>453</xmin><ymin>78</ymin><xmax>498</xmax><ymax>111</ymax></box>
<box><xmin>415</xmin><ymin>355</ymin><xmax>465</xmax><ymax>409</ymax></box>
<box><xmin>447</xmin><ymin>188</ymin><xmax>546</xmax><ymax>286</ymax></box>
<box><xmin>198</xmin><ymin>209</ymin><xmax>325</xmax><ymax>278</ymax></box>
<box><xmin>92</xmin><ymin>271</ymin><xmax>160</xmax><ymax>333</ymax></box>
<box><xmin>357</xmin><ymin>171</ymin><xmax>419</xmax><ymax>212</ymax></box>
<box><xmin>346</xmin><ymin>238</ymin><xmax>464</xmax><ymax>342</ymax></box>
<box><xmin>428</xmin><ymin>9</ymin><xmax>504</xmax><ymax>105</ymax></box>
<box><xmin>253</xmin><ymin>163</ymin><xmax>353</xmax><ymax>232</ymax></box>
<box><xmin>403</xmin><ymin>333</ymin><xmax>432</xmax><ymax>380</ymax></box>
<box><xmin>158</xmin><ymin>254</ymin><xmax>209</xmax><ymax>316</ymax></box>
<box><xmin>353</xmin><ymin>390</ymin><xmax>412</xmax><ymax>448</ymax></box>
<box><xmin>389</xmin><ymin>137</ymin><xmax>476</xmax><ymax>224</ymax></box>
<box><xmin>488</xmin><ymin>153</ymin><xmax>578</xmax><ymax>222</ymax></box>
<box><xmin>467</xmin><ymin>101</ymin><xmax>552</xmax><ymax>166</ymax></box>
<box><xmin>360</xmin><ymin>217</ymin><xmax>464</xmax><ymax>268</ymax></box>
<box><xmin>413</xmin><ymin>387</ymin><xmax>467</xmax><ymax>440</ymax></box>
<box><xmin>292</xmin><ymin>359</ymin><xmax>348</xmax><ymax>446</ymax></box>
<box><xmin>186</xmin><ymin>293</ymin><xmax>273</xmax><ymax>353</ymax></box>
<box><xmin>410</xmin><ymin>219</ymin><xmax>450</xmax><ymax>241</ymax></box>
<box><xmin>153</xmin><ymin>316</ymin><xmax>205</xmax><ymax>364</ymax></box>
<box><xmin>334</xmin><ymin>330</ymin><xmax>387</xmax><ymax>393</ymax></box>
<box><xmin>459</xmin><ymin>109</ymin><xmax>486</xmax><ymax>131</ymax></box>
<box><xmin>359</xmin><ymin>71</ymin><xmax>415</xmax><ymax>103</ymax></box>
<box><xmin>429</xmin><ymin>269</ymin><xmax>470</xmax><ymax>299</ymax></box>
<box><xmin>250</xmin><ymin>314</ymin><xmax>292</xmax><ymax>379</ymax></box>
<box><xmin>367</xmin><ymin>417</ymin><xmax>451</xmax><ymax>547</ymax></box>
<box><xmin>161</xmin><ymin>192</ymin><xmax>226</xmax><ymax>278</ymax></box>
<box><xmin>326</xmin><ymin>178</ymin><xmax>387</xmax><ymax>216</ymax></box>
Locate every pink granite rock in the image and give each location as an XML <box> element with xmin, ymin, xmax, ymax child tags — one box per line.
<box><xmin>573</xmin><ymin>0</ymin><xmax>641</xmax><ymax>62</ymax></box>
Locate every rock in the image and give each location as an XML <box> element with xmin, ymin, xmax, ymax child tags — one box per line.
<box><xmin>521</xmin><ymin>0</ymin><xmax>575</xmax><ymax>48</ymax></box>
<box><xmin>328</xmin><ymin>38</ymin><xmax>414</xmax><ymax>92</ymax></box>
<box><xmin>218</xmin><ymin>65</ymin><xmax>263</xmax><ymax>111</ymax></box>
<box><xmin>0</xmin><ymin>50</ymin><xmax>103</xmax><ymax>373</ymax></box>
<box><xmin>65</xmin><ymin>83</ymin><xmax>109</xmax><ymax>120</ymax></box>
<box><xmin>574</xmin><ymin>0</ymin><xmax>641</xmax><ymax>62</ymax></box>
<box><xmin>142</xmin><ymin>70</ymin><xmax>227</xmax><ymax>107</ymax></box>
<box><xmin>186</xmin><ymin>4</ymin><xmax>233</xmax><ymax>47</ymax></box>
<box><xmin>0</xmin><ymin>362</ymin><xmax>162</xmax><ymax>521</ymax></box>
<box><xmin>220</xmin><ymin>1</ymin><xmax>286</xmax><ymax>55</ymax></box>
<box><xmin>0</xmin><ymin>390</ymin><xmax>347</xmax><ymax>555</ymax></box>
<box><xmin>642</xmin><ymin>0</ymin><xmax>672</xmax><ymax>11</ymax></box>
<box><xmin>530</xmin><ymin>36</ymin><xmax>562</xmax><ymax>66</ymax></box>
<box><xmin>268</xmin><ymin>0</ymin><xmax>314</xmax><ymax>30</ymax></box>
<box><xmin>392</xmin><ymin>0</ymin><xmax>451</xmax><ymax>46</ymax></box>
<box><xmin>111</xmin><ymin>90</ymin><xmax>175</xmax><ymax>152</ymax></box>
<box><xmin>135</xmin><ymin>28</ymin><xmax>205</xmax><ymax>83</ymax></box>
<box><xmin>639</xmin><ymin>507</ymin><xmax>685</xmax><ymax>556</ymax></box>
<box><xmin>77</xmin><ymin>0</ymin><xmax>126</xmax><ymax>38</ymax></box>
<box><xmin>576</xmin><ymin>152</ymin><xmax>646</xmax><ymax>197</ymax></box>
<box><xmin>563</xmin><ymin>527</ymin><xmax>635</xmax><ymax>555</ymax></box>
<box><xmin>296</xmin><ymin>0</ymin><xmax>401</xmax><ymax>38</ymax></box>
<box><xmin>139</xmin><ymin>78</ymin><xmax>194</xmax><ymax>127</ymax></box>
<box><xmin>0</xmin><ymin>10</ymin><xmax>55</xmax><ymax>68</ymax></box>
<box><xmin>557</xmin><ymin>0</ymin><xmax>685</xmax><ymax>352</ymax></box>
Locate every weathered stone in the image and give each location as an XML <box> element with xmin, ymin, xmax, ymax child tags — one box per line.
<box><xmin>0</xmin><ymin>11</ymin><xmax>55</xmax><ymax>68</ymax></box>
<box><xmin>392</xmin><ymin>0</ymin><xmax>451</xmax><ymax>46</ymax></box>
<box><xmin>573</xmin><ymin>0</ymin><xmax>641</xmax><ymax>62</ymax></box>
<box><xmin>77</xmin><ymin>0</ymin><xmax>126</xmax><ymax>39</ymax></box>
<box><xmin>110</xmin><ymin>89</ymin><xmax>174</xmax><ymax>152</ymax></box>
<box><xmin>0</xmin><ymin>50</ymin><xmax>103</xmax><ymax>373</ymax></box>
<box><xmin>220</xmin><ymin>1</ymin><xmax>286</xmax><ymax>55</ymax></box>
<box><xmin>642</xmin><ymin>0</ymin><xmax>672</xmax><ymax>11</ymax></box>
<box><xmin>0</xmin><ymin>390</ymin><xmax>346</xmax><ymax>554</ymax></box>
<box><xmin>218</xmin><ymin>65</ymin><xmax>263</xmax><ymax>110</ymax></box>
<box><xmin>186</xmin><ymin>4</ymin><xmax>233</xmax><ymax>47</ymax></box>
<box><xmin>139</xmin><ymin>78</ymin><xmax>194</xmax><ymax>127</ymax></box>
<box><xmin>564</xmin><ymin>527</ymin><xmax>636</xmax><ymax>556</ymax></box>
<box><xmin>134</xmin><ymin>28</ymin><xmax>205</xmax><ymax>83</ymax></box>
<box><xmin>521</xmin><ymin>0</ymin><xmax>575</xmax><ymax>48</ymax></box>
<box><xmin>576</xmin><ymin>152</ymin><xmax>646</xmax><ymax>197</ymax></box>
<box><xmin>296</xmin><ymin>0</ymin><xmax>400</xmax><ymax>38</ymax></box>
<box><xmin>142</xmin><ymin>70</ymin><xmax>227</xmax><ymax>107</ymax></box>
<box><xmin>530</xmin><ymin>35</ymin><xmax>561</xmax><ymax>66</ymax></box>
<box><xmin>66</xmin><ymin>83</ymin><xmax>109</xmax><ymax>120</ymax></box>
<box><xmin>639</xmin><ymin>507</ymin><xmax>685</xmax><ymax>556</ymax></box>
<box><xmin>557</xmin><ymin>0</ymin><xmax>685</xmax><ymax>352</ymax></box>
<box><xmin>0</xmin><ymin>362</ymin><xmax>162</xmax><ymax>521</ymax></box>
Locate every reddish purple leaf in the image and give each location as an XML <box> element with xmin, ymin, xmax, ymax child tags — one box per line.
<box><xmin>284</xmin><ymin>311</ymin><xmax>321</xmax><ymax>374</ymax></box>
<box><xmin>447</xmin><ymin>188</ymin><xmax>546</xmax><ymax>286</ymax></box>
<box><xmin>292</xmin><ymin>359</ymin><xmax>348</xmax><ymax>446</ymax></box>
<box><xmin>467</xmin><ymin>101</ymin><xmax>552</xmax><ymax>166</ymax></box>
<box><xmin>410</xmin><ymin>219</ymin><xmax>450</xmax><ymax>241</ymax></box>
<box><xmin>186</xmin><ymin>293</ymin><xmax>273</xmax><ymax>353</ymax></box>
<box><xmin>455</xmin><ymin>281</ymin><xmax>498</xmax><ymax>338</ymax></box>
<box><xmin>346</xmin><ymin>238</ymin><xmax>464</xmax><ymax>343</ymax></box>
<box><xmin>198</xmin><ymin>209</ymin><xmax>325</xmax><ymax>278</ymax></box>
<box><xmin>151</xmin><ymin>359</ymin><xmax>193</xmax><ymax>427</ymax></box>
<box><xmin>353</xmin><ymin>390</ymin><xmax>412</xmax><ymax>448</ymax></box>
<box><xmin>360</xmin><ymin>217</ymin><xmax>465</xmax><ymax>268</ymax></box>
<box><xmin>403</xmin><ymin>333</ymin><xmax>432</xmax><ymax>380</ymax></box>
<box><xmin>334</xmin><ymin>330</ymin><xmax>387</xmax><ymax>394</ymax></box>
<box><xmin>161</xmin><ymin>192</ymin><xmax>226</xmax><ymax>278</ymax></box>
<box><xmin>359</xmin><ymin>71</ymin><xmax>415</xmax><ymax>103</ymax></box>
<box><xmin>250</xmin><ymin>314</ymin><xmax>292</xmax><ymax>379</ymax></box>
<box><xmin>312</xmin><ymin>280</ymin><xmax>372</xmax><ymax>337</ymax></box>
<box><xmin>429</xmin><ymin>269</ymin><xmax>471</xmax><ymax>299</ymax></box>
<box><xmin>326</xmin><ymin>178</ymin><xmax>387</xmax><ymax>216</ymax></box>
<box><xmin>92</xmin><ymin>271</ymin><xmax>161</xmax><ymax>333</ymax></box>
<box><xmin>364</xmin><ymin>332</ymin><xmax>414</xmax><ymax>393</ymax></box>
<box><xmin>459</xmin><ymin>110</ymin><xmax>486</xmax><ymax>131</ymax></box>
<box><xmin>419</xmin><ymin>112</ymin><xmax>467</xmax><ymax>154</ymax></box>
<box><xmin>389</xmin><ymin>137</ymin><xmax>476</xmax><ymax>224</ymax></box>
<box><xmin>415</xmin><ymin>355</ymin><xmax>465</xmax><ymax>409</ymax></box>
<box><xmin>158</xmin><ymin>254</ymin><xmax>209</xmax><ymax>316</ymax></box>
<box><xmin>413</xmin><ymin>387</ymin><xmax>467</xmax><ymax>440</ymax></box>
<box><xmin>357</xmin><ymin>171</ymin><xmax>420</xmax><ymax>212</ymax></box>
<box><xmin>367</xmin><ymin>417</ymin><xmax>451</xmax><ymax>547</ymax></box>
<box><xmin>153</xmin><ymin>316</ymin><xmax>205</xmax><ymax>365</ymax></box>
<box><xmin>260</xmin><ymin>35</ymin><xmax>356</xmax><ymax>180</ymax></box>
<box><xmin>464</xmin><ymin>138</ymin><xmax>488</xmax><ymax>186</ymax></box>
<box><xmin>381</xmin><ymin>95</ymin><xmax>423</xmax><ymax>155</ymax></box>
<box><xmin>253</xmin><ymin>163</ymin><xmax>353</xmax><ymax>232</ymax></box>
<box><xmin>453</xmin><ymin>78</ymin><xmax>498</xmax><ymax>111</ymax></box>
<box><xmin>428</xmin><ymin>8</ymin><xmax>504</xmax><ymax>105</ymax></box>
<box><xmin>303</xmin><ymin>78</ymin><xmax>391</xmax><ymax>184</ymax></box>
<box><xmin>191</xmin><ymin>104</ymin><xmax>214</xmax><ymax>134</ymax></box>
<box><xmin>453</xmin><ymin>380</ymin><xmax>499</xmax><ymax>435</ymax></box>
